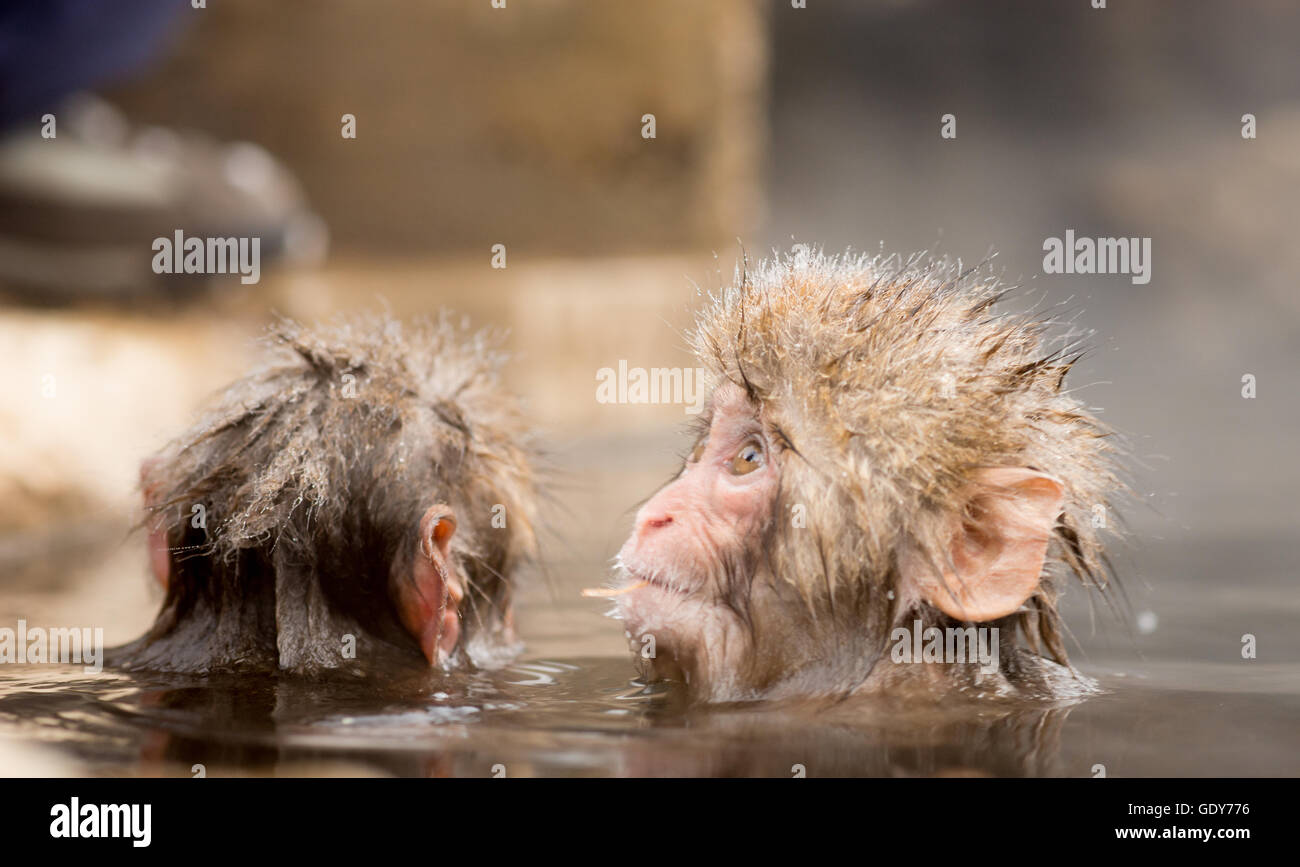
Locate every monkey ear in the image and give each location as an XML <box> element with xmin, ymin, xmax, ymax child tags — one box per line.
<box><xmin>908</xmin><ymin>467</ymin><xmax>1064</xmax><ymax>622</ymax></box>
<box><xmin>140</xmin><ymin>459</ymin><xmax>172</xmax><ymax>589</ymax></box>
<box><xmin>390</xmin><ymin>504</ymin><xmax>464</xmax><ymax>665</ymax></box>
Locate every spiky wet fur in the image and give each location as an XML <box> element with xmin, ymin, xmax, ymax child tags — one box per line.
<box><xmin>112</xmin><ymin>313</ymin><xmax>541</xmax><ymax>676</ymax></box>
<box><xmin>684</xmin><ymin>247</ymin><xmax>1120</xmax><ymax>697</ymax></box>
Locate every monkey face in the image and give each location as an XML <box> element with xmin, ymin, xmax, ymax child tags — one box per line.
<box><xmin>613</xmin><ymin>384</ymin><xmax>796</xmax><ymax>699</ymax></box>
<box><xmin>604</xmin><ymin>249</ymin><xmax>1118</xmax><ymax>702</ymax></box>
<box><xmin>612</xmin><ymin>384</ymin><xmax>1072</xmax><ymax>704</ymax></box>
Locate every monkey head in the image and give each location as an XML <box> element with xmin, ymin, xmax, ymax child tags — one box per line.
<box><xmin>611</xmin><ymin>248</ymin><xmax>1118</xmax><ymax>703</ymax></box>
<box><xmin>123</xmin><ymin>314</ymin><xmax>541</xmax><ymax>676</ymax></box>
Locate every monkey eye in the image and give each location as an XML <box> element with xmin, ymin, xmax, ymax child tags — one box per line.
<box><xmin>729</xmin><ymin>440</ymin><xmax>764</xmax><ymax>475</ymax></box>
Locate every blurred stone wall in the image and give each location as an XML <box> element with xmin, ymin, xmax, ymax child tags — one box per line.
<box><xmin>106</xmin><ymin>0</ymin><xmax>768</xmax><ymax>255</ymax></box>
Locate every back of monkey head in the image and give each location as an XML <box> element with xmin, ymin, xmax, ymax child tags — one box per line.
<box><xmin>122</xmin><ymin>313</ymin><xmax>541</xmax><ymax>676</ymax></box>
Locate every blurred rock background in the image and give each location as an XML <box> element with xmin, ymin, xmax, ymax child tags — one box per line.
<box><xmin>1</xmin><ymin>0</ymin><xmax>1296</xmax><ymax>669</ymax></box>
<box><xmin>105</xmin><ymin>0</ymin><xmax>766</xmax><ymax>255</ymax></box>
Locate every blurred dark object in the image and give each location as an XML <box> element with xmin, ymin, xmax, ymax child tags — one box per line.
<box><xmin>0</xmin><ymin>0</ymin><xmax>187</xmax><ymax>129</ymax></box>
<box><xmin>0</xmin><ymin>0</ymin><xmax>325</xmax><ymax>302</ymax></box>
<box><xmin>0</xmin><ymin>94</ymin><xmax>326</xmax><ymax>302</ymax></box>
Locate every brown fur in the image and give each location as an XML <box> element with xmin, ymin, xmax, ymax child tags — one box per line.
<box><xmin>112</xmin><ymin>313</ymin><xmax>541</xmax><ymax>676</ymax></box>
<box><xmin>690</xmin><ymin>247</ymin><xmax>1120</xmax><ymax>680</ymax></box>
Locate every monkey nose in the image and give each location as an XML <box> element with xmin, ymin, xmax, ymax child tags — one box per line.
<box><xmin>635</xmin><ymin>513</ymin><xmax>674</xmax><ymax>543</ymax></box>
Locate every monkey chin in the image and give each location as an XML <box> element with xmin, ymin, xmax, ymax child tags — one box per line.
<box><xmin>611</xmin><ymin>569</ymin><xmax>1105</xmax><ymax>703</ymax></box>
<box><xmin>611</xmin><ymin>571</ymin><xmax>754</xmax><ymax>701</ymax></box>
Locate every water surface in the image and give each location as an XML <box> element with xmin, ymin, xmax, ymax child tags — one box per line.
<box><xmin>1</xmin><ymin>652</ymin><xmax>1294</xmax><ymax>777</ymax></box>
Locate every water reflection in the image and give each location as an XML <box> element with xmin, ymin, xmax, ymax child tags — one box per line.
<box><xmin>0</xmin><ymin>658</ymin><xmax>1095</xmax><ymax>777</ymax></box>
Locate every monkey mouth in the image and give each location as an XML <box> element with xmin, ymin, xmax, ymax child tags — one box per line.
<box><xmin>583</xmin><ymin>564</ymin><xmax>691</xmax><ymax>601</ymax></box>
<box><xmin>618</xmin><ymin>565</ymin><xmax>702</xmax><ymax>604</ymax></box>
<box><xmin>641</xmin><ymin>575</ymin><xmax>690</xmax><ymax>596</ymax></box>
<box><xmin>617</xmin><ymin>563</ymin><xmax>691</xmax><ymax>598</ymax></box>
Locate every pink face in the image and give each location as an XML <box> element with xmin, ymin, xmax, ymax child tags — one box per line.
<box><xmin>612</xmin><ymin>384</ymin><xmax>1070</xmax><ymax>703</ymax></box>
<box><xmin>614</xmin><ymin>383</ymin><xmax>782</xmax><ymax>695</ymax></box>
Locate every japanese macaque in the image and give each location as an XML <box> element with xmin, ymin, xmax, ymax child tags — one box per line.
<box><xmin>601</xmin><ymin>248</ymin><xmax>1119</xmax><ymax>703</ymax></box>
<box><xmin>112</xmin><ymin>315</ymin><xmax>540</xmax><ymax>676</ymax></box>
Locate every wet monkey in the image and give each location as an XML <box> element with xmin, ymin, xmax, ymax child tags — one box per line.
<box><xmin>601</xmin><ymin>248</ymin><xmax>1120</xmax><ymax>703</ymax></box>
<box><xmin>114</xmin><ymin>315</ymin><xmax>541</xmax><ymax>676</ymax></box>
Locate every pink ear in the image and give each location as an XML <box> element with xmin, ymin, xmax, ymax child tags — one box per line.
<box><xmin>907</xmin><ymin>467</ymin><xmax>1064</xmax><ymax>622</ymax></box>
<box><xmin>389</xmin><ymin>504</ymin><xmax>464</xmax><ymax>665</ymax></box>
<box><xmin>140</xmin><ymin>458</ymin><xmax>172</xmax><ymax>589</ymax></box>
